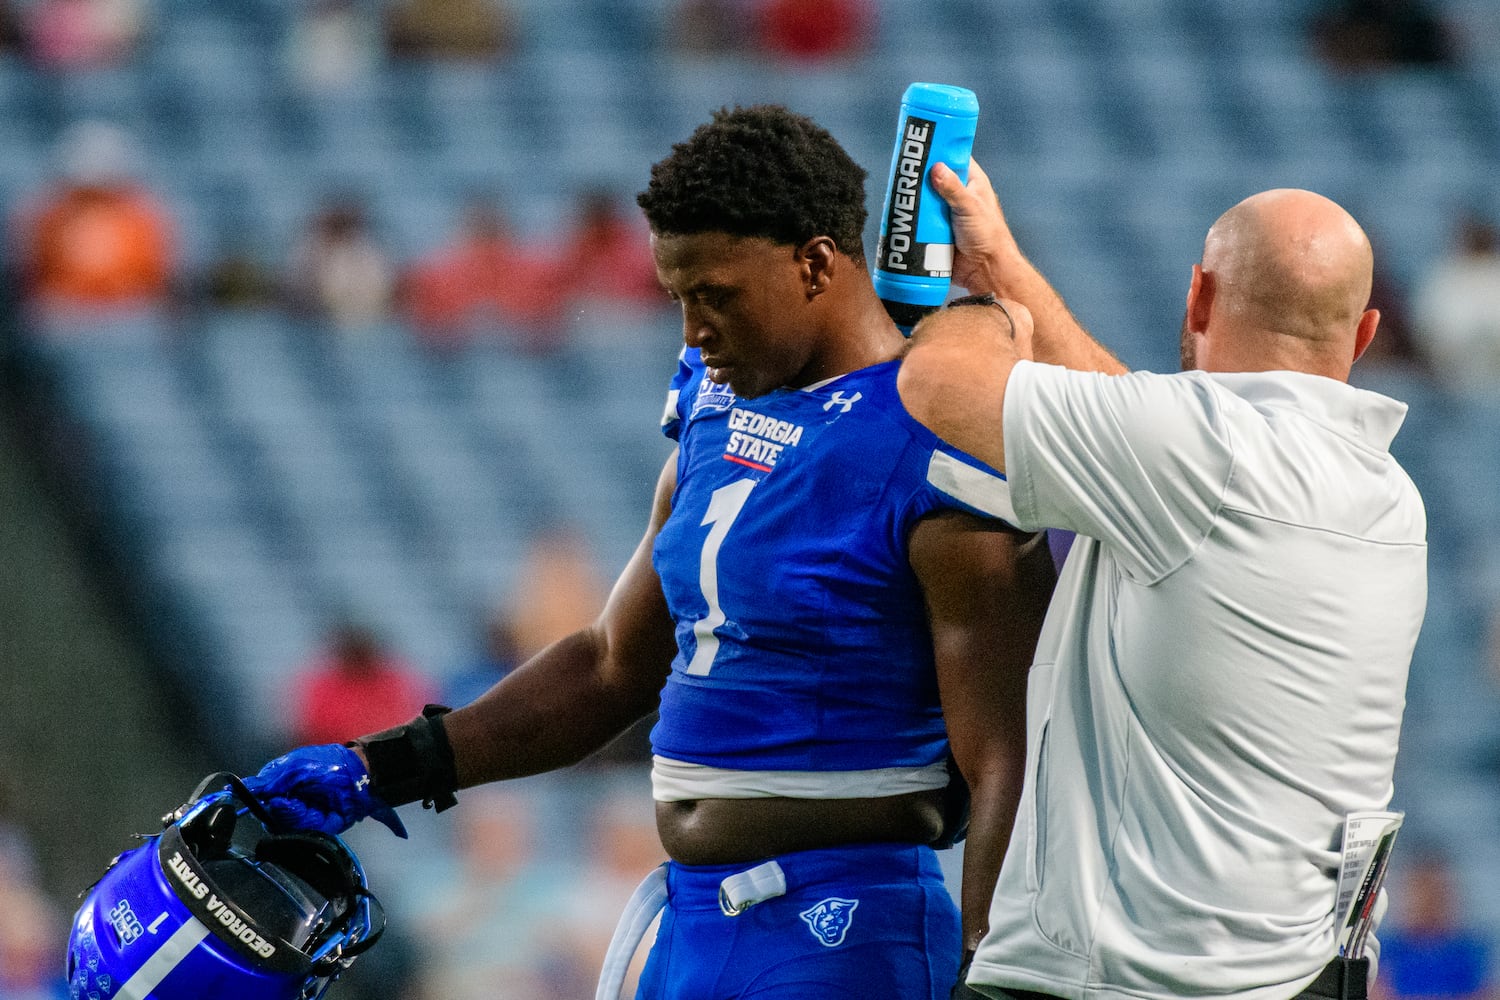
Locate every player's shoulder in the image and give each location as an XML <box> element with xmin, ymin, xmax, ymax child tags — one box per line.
<box><xmin>800</xmin><ymin>359</ymin><xmax>986</xmax><ymax>481</ymax></box>
<box><xmin>836</xmin><ymin>360</ymin><xmax>1016</xmax><ymax>520</ymax></box>
<box><xmin>796</xmin><ymin>357</ymin><xmax>903</xmax><ymax>413</ymax></box>
<box><xmin>825</xmin><ymin>357</ymin><xmax>950</xmax><ymax>444</ymax></box>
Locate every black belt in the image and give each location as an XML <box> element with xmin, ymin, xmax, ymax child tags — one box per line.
<box><xmin>1298</xmin><ymin>957</ymin><xmax>1369</xmax><ymax>1000</ymax></box>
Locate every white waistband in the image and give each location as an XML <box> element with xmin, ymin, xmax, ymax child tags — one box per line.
<box><xmin>650</xmin><ymin>756</ymin><xmax>949</xmax><ymax>802</ymax></box>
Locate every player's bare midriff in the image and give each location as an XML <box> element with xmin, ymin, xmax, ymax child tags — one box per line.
<box><xmin>655</xmin><ymin>788</ymin><xmax>947</xmax><ymax>865</ymax></box>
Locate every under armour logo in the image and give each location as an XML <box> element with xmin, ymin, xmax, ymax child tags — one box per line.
<box><xmin>356</xmin><ymin>774</ymin><xmax>371</xmax><ymax>791</ymax></box>
<box><xmin>823</xmin><ymin>391</ymin><xmax>862</xmax><ymax>413</ymax></box>
<box><xmin>800</xmin><ymin>897</ymin><xmax>859</xmax><ymax>947</ymax></box>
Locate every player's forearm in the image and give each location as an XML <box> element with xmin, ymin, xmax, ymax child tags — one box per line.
<box><xmin>442</xmin><ymin>628</ymin><xmax>662</xmax><ymax>787</ymax></box>
<box><xmin>958</xmin><ymin>767</ymin><xmax>1022</xmax><ymax>953</ymax></box>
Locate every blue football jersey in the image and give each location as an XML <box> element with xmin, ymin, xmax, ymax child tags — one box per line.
<box><xmin>650</xmin><ymin>348</ymin><xmax>1008</xmax><ymax>773</ymax></box>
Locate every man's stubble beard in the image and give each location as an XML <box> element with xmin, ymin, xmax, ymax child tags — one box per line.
<box><xmin>1179</xmin><ymin>310</ymin><xmax>1196</xmax><ymax>371</ymax></box>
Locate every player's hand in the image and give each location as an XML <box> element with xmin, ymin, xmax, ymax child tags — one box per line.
<box><xmin>242</xmin><ymin>744</ymin><xmax>409</xmax><ymax>839</ymax></box>
<box><xmin>930</xmin><ymin>158</ymin><xmax>1016</xmax><ymax>296</ymax></box>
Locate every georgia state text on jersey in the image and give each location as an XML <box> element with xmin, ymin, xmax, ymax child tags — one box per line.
<box><xmin>651</xmin><ymin>347</ymin><xmax>1010</xmax><ymax>778</ymax></box>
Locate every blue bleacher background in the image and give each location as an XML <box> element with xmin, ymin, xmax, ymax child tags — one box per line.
<box><xmin>7</xmin><ymin>0</ymin><xmax>1500</xmax><ymax>977</ymax></box>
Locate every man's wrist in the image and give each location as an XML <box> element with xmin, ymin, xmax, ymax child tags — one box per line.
<box><xmin>947</xmin><ymin>293</ymin><xmax>1017</xmax><ymax>338</ymax></box>
<box><xmin>961</xmin><ymin>249</ymin><xmax>1018</xmax><ymax>299</ymax></box>
<box><xmin>350</xmin><ymin>704</ymin><xmax>460</xmax><ymax>812</ymax></box>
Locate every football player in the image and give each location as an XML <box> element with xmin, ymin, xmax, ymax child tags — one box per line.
<box><xmin>245</xmin><ymin>105</ymin><xmax>1055</xmax><ymax>1000</ymax></box>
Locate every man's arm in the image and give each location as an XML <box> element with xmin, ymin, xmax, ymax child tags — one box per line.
<box><xmin>909</xmin><ymin>511</ymin><xmax>1055</xmax><ymax>960</ymax></box>
<box><xmin>899</xmin><ymin>299</ymin><xmax>1030</xmax><ymax>474</ymax></box>
<box><xmin>932</xmin><ymin>159</ymin><xmax>1128</xmax><ymax>376</ymax></box>
<box><xmin>444</xmin><ymin>452</ymin><xmax>681</xmax><ymax>786</ymax></box>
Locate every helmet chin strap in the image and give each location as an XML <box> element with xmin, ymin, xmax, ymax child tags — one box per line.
<box><xmin>168</xmin><ymin>771</ymin><xmax>280</xmax><ymax>829</ymax></box>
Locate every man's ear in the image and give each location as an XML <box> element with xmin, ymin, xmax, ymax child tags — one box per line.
<box><xmin>1352</xmin><ymin>308</ymin><xmax>1381</xmax><ymax>363</ymax></box>
<box><xmin>1186</xmin><ymin>263</ymin><xmax>1214</xmax><ymax>333</ymax></box>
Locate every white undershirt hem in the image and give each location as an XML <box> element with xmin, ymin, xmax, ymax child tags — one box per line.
<box><xmin>650</xmin><ymin>756</ymin><xmax>949</xmax><ymax>802</ymax></box>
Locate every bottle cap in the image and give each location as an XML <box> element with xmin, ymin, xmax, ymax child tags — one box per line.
<box><xmin>902</xmin><ymin>83</ymin><xmax>979</xmax><ymax>118</ymax></box>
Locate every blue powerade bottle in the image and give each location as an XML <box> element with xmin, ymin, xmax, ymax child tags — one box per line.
<box><xmin>873</xmin><ymin>83</ymin><xmax>979</xmax><ymax>331</ymax></box>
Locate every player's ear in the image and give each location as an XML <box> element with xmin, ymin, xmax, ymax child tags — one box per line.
<box><xmin>800</xmin><ymin>237</ymin><xmax>837</xmax><ymax>297</ymax></box>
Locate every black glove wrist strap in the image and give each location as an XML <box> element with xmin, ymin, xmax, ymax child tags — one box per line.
<box><xmin>350</xmin><ymin>704</ymin><xmax>460</xmax><ymax>813</ymax></box>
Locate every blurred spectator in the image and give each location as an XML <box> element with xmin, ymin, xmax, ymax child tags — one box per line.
<box><xmin>443</xmin><ymin>541</ymin><xmax>648</xmax><ymax>765</ymax></box>
<box><xmin>382</xmin><ymin>0</ymin><xmax>513</xmax><ymax>61</ymax></box>
<box><xmin>399</xmin><ymin>197</ymin><xmax>568</xmax><ymax>351</ymax></box>
<box><xmin>1311</xmin><ymin>0</ymin><xmax>1452</xmax><ymax>72</ymax></box>
<box><xmin>442</xmin><ymin>605</ymin><xmax>523</xmax><ymax>708</ymax></box>
<box><xmin>550</xmin><ymin>786</ymin><xmax>665</xmax><ymax>996</ymax></box>
<box><xmin>561</xmin><ymin>189</ymin><xmax>662</xmax><ymax>312</ymax></box>
<box><xmin>1411</xmin><ymin>215</ymin><xmax>1500</xmax><ymax>394</ymax></box>
<box><xmin>0</xmin><ymin>779</ymin><xmax>67</xmax><ymax>1000</ymax></box>
<box><xmin>1490</xmin><ymin>598</ymin><xmax>1500</xmax><ymax>690</ymax></box>
<box><xmin>502</xmin><ymin>527</ymin><xmax>654</xmax><ymax>766</ymax></box>
<box><xmin>666</xmin><ymin>0</ymin><xmax>747</xmax><ymax>55</ymax></box>
<box><xmin>0</xmin><ymin>2</ymin><xmax>22</xmax><ymax>52</ymax></box>
<box><xmin>285</xmin><ymin>0</ymin><xmax>379</xmax><ymax>93</ymax></box>
<box><xmin>201</xmin><ymin>243</ymin><xmax>278</xmax><ymax>311</ymax></box>
<box><xmin>290</xmin><ymin>620</ymin><xmax>436</xmax><ymax>746</ymax></box>
<box><xmin>405</xmin><ymin>785</ymin><xmax>585</xmax><ymax>1000</ymax></box>
<box><xmin>11</xmin><ymin>120</ymin><xmax>175</xmax><ymax>329</ymax></box>
<box><xmin>22</xmin><ymin>0</ymin><xmax>143</xmax><ymax>72</ymax></box>
<box><xmin>1485</xmin><ymin>600</ymin><xmax>1500</xmax><ymax>775</ymax></box>
<box><xmin>0</xmin><ymin>777</ymin><xmax>38</xmax><ymax>891</ymax></box>
<box><xmin>1441</xmin><ymin>0</ymin><xmax>1500</xmax><ymax>62</ymax></box>
<box><xmin>284</xmin><ymin>196</ymin><xmax>395</xmax><ymax>332</ymax></box>
<box><xmin>754</xmin><ymin>0</ymin><xmax>872</xmax><ymax>61</ymax></box>
<box><xmin>0</xmin><ymin>883</ymin><xmax>66</xmax><ymax>999</ymax></box>
<box><xmin>506</xmin><ymin>527</ymin><xmax>609</xmax><ymax>662</ymax></box>
<box><xmin>1370</xmin><ymin>847</ymin><xmax>1496</xmax><ymax>1000</ymax></box>
<box><xmin>1354</xmin><ymin>250</ymin><xmax>1422</xmax><ymax>372</ymax></box>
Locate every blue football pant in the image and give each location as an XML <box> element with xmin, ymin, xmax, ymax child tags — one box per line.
<box><xmin>635</xmin><ymin>842</ymin><xmax>961</xmax><ymax>1000</ymax></box>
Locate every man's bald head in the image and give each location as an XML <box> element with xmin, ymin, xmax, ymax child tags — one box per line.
<box><xmin>1198</xmin><ymin>189</ymin><xmax>1375</xmax><ymax>366</ymax></box>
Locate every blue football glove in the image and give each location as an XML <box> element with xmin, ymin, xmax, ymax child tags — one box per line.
<box><xmin>241</xmin><ymin>744</ymin><xmax>409</xmax><ymax>839</ymax></box>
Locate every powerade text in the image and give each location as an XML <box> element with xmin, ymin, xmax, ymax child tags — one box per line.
<box><xmin>880</xmin><ymin>116</ymin><xmax>934</xmax><ymax>272</ymax></box>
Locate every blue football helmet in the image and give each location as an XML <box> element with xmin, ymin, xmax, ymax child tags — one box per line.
<box><xmin>66</xmin><ymin>773</ymin><xmax>385</xmax><ymax>1000</ymax></box>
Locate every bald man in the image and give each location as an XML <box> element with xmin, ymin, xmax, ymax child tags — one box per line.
<box><xmin>898</xmin><ymin>163</ymin><xmax>1427</xmax><ymax>1000</ymax></box>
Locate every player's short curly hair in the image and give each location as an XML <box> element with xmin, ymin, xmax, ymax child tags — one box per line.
<box><xmin>637</xmin><ymin>105</ymin><xmax>868</xmax><ymax>263</ymax></box>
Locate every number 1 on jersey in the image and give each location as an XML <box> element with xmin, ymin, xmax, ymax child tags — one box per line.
<box><xmin>685</xmin><ymin>478</ymin><xmax>755</xmax><ymax>675</ymax></box>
